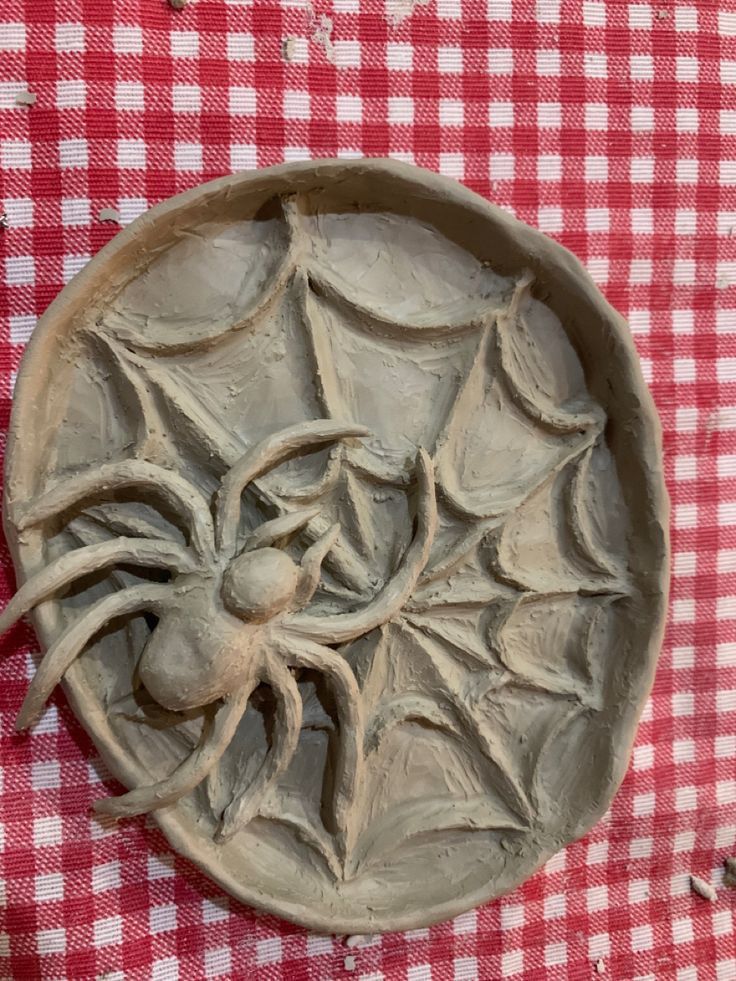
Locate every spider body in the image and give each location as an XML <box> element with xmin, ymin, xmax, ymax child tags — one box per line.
<box><xmin>139</xmin><ymin>542</ymin><xmax>321</xmax><ymax>711</ymax></box>
<box><xmin>0</xmin><ymin>419</ymin><xmax>438</xmax><ymax>847</ymax></box>
<box><xmin>137</xmin><ymin>581</ymin><xmax>264</xmax><ymax>712</ymax></box>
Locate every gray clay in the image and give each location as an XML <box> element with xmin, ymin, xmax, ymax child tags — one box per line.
<box><xmin>98</xmin><ymin>208</ymin><xmax>121</xmax><ymax>224</ymax></box>
<box><xmin>724</xmin><ymin>857</ymin><xmax>736</xmax><ymax>886</ymax></box>
<box><xmin>14</xmin><ymin>90</ymin><xmax>37</xmax><ymax>107</ymax></box>
<box><xmin>1</xmin><ymin>160</ymin><xmax>669</xmax><ymax>933</ymax></box>
<box><xmin>690</xmin><ymin>875</ymin><xmax>717</xmax><ymax>901</ymax></box>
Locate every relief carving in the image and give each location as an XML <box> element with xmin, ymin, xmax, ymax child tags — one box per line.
<box><xmin>1</xmin><ymin>161</ymin><xmax>668</xmax><ymax>932</ymax></box>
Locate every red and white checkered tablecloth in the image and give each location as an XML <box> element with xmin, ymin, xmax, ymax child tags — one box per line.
<box><xmin>1</xmin><ymin>0</ymin><xmax>735</xmax><ymax>978</ymax></box>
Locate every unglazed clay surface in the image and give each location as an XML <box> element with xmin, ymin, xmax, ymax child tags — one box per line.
<box><xmin>2</xmin><ymin>160</ymin><xmax>669</xmax><ymax>933</ymax></box>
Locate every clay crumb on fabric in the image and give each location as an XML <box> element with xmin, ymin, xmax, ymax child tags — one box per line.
<box><xmin>343</xmin><ymin>955</ymin><xmax>356</xmax><ymax>972</ymax></box>
<box><xmin>595</xmin><ymin>959</ymin><xmax>606</xmax><ymax>975</ymax></box>
<box><xmin>386</xmin><ymin>0</ymin><xmax>432</xmax><ymax>25</ymax></box>
<box><xmin>98</xmin><ymin>208</ymin><xmax>121</xmax><ymax>224</ymax></box>
<box><xmin>15</xmin><ymin>90</ymin><xmax>36</xmax><ymax>107</ymax></box>
<box><xmin>690</xmin><ymin>875</ymin><xmax>717</xmax><ymax>901</ymax></box>
<box><xmin>345</xmin><ymin>935</ymin><xmax>371</xmax><ymax>948</ymax></box>
<box><xmin>0</xmin><ymin>213</ymin><xmax>8</xmax><ymax>231</ymax></box>
<box><xmin>169</xmin><ymin>0</ymin><xmax>190</xmax><ymax>9</ymax></box>
<box><xmin>308</xmin><ymin>9</ymin><xmax>334</xmax><ymax>62</ymax></box>
<box><xmin>282</xmin><ymin>37</ymin><xmax>297</xmax><ymax>61</ymax></box>
<box><xmin>724</xmin><ymin>857</ymin><xmax>736</xmax><ymax>886</ymax></box>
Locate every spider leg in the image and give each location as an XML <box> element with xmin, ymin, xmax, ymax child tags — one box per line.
<box><xmin>267</xmin><ymin>442</ymin><xmax>343</xmax><ymax>503</ymax></box>
<box><xmin>292</xmin><ymin>522</ymin><xmax>340</xmax><ymax>609</ymax></box>
<box><xmin>83</xmin><ymin>503</ymin><xmax>175</xmax><ymax>542</ymax></box>
<box><xmin>284</xmin><ymin>449</ymin><xmax>437</xmax><ymax>644</ymax></box>
<box><xmin>243</xmin><ymin>506</ymin><xmax>321</xmax><ymax>552</ymax></box>
<box><xmin>215</xmin><ymin>655</ymin><xmax>302</xmax><ymax>843</ymax></box>
<box><xmin>0</xmin><ymin>538</ymin><xmax>198</xmax><ymax>638</ymax></box>
<box><xmin>15</xmin><ymin>583</ymin><xmax>174</xmax><ymax>731</ymax></box>
<box><xmin>276</xmin><ymin>636</ymin><xmax>363</xmax><ymax>861</ymax></box>
<box><xmin>15</xmin><ymin>460</ymin><xmax>215</xmax><ymax>561</ymax></box>
<box><xmin>94</xmin><ymin>667</ymin><xmax>260</xmax><ymax>819</ymax></box>
<box><xmin>216</xmin><ymin>420</ymin><xmax>370</xmax><ymax>556</ymax></box>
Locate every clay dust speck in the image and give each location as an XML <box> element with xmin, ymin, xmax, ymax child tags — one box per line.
<box><xmin>15</xmin><ymin>90</ymin><xmax>36</xmax><ymax>107</ymax></box>
<box><xmin>98</xmin><ymin>208</ymin><xmax>121</xmax><ymax>224</ymax></box>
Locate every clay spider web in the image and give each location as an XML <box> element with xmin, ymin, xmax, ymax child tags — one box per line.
<box><xmin>3</xmin><ymin>195</ymin><xmax>633</xmax><ymax>877</ymax></box>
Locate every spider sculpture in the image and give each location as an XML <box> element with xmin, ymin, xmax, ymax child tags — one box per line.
<box><xmin>0</xmin><ymin>420</ymin><xmax>437</xmax><ymax>844</ymax></box>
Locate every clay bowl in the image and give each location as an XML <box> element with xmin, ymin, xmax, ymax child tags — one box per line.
<box><xmin>2</xmin><ymin>160</ymin><xmax>669</xmax><ymax>933</ymax></box>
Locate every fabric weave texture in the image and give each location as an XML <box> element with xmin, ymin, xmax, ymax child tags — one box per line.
<box><xmin>1</xmin><ymin>0</ymin><xmax>735</xmax><ymax>978</ymax></box>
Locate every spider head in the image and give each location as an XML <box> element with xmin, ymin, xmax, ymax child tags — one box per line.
<box><xmin>221</xmin><ymin>547</ymin><xmax>299</xmax><ymax>622</ymax></box>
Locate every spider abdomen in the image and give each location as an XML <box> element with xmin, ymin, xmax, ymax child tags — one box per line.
<box><xmin>138</xmin><ymin>587</ymin><xmax>261</xmax><ymax>712</ymax></box>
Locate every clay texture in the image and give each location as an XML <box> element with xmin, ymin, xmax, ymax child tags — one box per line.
<box><xmin>2</xmin><ymin>160</ymin><xmax>669</xmax><ymax>933</ymax></box>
